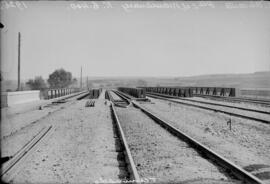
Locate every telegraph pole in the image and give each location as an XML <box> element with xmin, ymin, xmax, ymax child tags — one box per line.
<box><xmin>0</xmin><ymin>23</ymin><xmax>4</xmax><ymax>82</ymax></box>
<box><xmin>87</xmin><ymin>76</ymin><xmax>88</xmax><ymax>90</ymax></box>
<box><xmin>17</xmin><ymin>32</ymin><xmax>21</xmax><ymax>91</ymax></box>
<box><xmin>80</xmin><ymin>66</ymin><xmax>82</xmax><ymax>89</ymax></box>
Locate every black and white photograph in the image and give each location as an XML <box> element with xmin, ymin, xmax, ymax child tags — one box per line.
<box><xmin>1</xmin><ymin>0</ymin><xmax>270</xmax><ymax>183</ymax></box>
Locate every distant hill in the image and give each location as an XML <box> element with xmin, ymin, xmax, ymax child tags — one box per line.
<box><xmin>1</xmin><ymin>71</ymin><xmax>270</xmax><ymax>92</ymax></box>
<box><xmin>171</xmin><ymin>71</ymin><xmax>270</xmax><ymax>89</ymax></box>
<box><xmin>84</xmin><ymin>71</ymin><xmax>270</xmax><ymax>89</ymax></box>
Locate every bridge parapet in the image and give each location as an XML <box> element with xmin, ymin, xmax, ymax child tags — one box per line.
<box><xmin>1</xmin><ymin>90</ymin><xmax>40</xmax><ymax>107</ymax></box>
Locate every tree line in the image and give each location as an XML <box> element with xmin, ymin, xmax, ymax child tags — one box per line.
<box><xmin>26</xmin><ymin>68</ymin><xmax>77</xmax><ymax>90</ymax></box>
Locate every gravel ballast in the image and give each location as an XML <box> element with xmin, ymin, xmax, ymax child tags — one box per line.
<box><xmin>141</xmin><ymin>98</ymin><xmax>270</xmax><ymax>178</ymax></box>
<box><xmin>115</xmin><ymin>106</ymin><xmax>239</xmax><ymax>183</ymax></box>
<box><xmin>171</xmin><ymin>98</ymin><xmax>270</xmax><ymax>122</ymax></box>
<box><xmin>191</xmin><ymin>97</ymin><xmax>270</xmax><ymax>113</ymax></box>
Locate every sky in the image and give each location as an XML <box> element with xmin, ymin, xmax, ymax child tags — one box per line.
<box><xmin>1</xmin><ymin>1</ymin><xmax>270</xmax><ymax>80</ymax></box>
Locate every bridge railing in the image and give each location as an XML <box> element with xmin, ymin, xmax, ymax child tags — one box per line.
<box><xmin>142</xmin><ymin>87</ymin><xmax>193</xmax><ymax>97</ymax></box>
<box><xmin>41</xmin><ymin>88</ymin><xmax>82</xmax><ymax>99</ymax></box>
<box><xmin>191</xmin><ymin>87</ymin><xmax>236</xmax><ymax>97</ymax></box>
<box><xmin>141</xmin><ymin>86</ymin><xmax>237</xmax><ymax>97</ymax></box>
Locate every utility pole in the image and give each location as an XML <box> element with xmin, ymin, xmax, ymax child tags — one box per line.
<box><xmin>0</xmin><ymin>23</ymin><xmax>4</xmax><ymax>82</ymax></box>
<box><xmin>17</xmin><ymin>32</ymin><xmax>21</xmax><ymax>91</ymax></box>
<box><xmin>80</xmin><ymin>66</ymin><xmax>82</xmax><ymax>89</ymax></box>
<box><xmin>87</xmin><ymin>76</ymin><xmax>88</xmax><ymax>90</ymax></box>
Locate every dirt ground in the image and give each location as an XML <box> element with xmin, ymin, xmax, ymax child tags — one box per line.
<box><xmin>141</xmin><ymin>97</ymin><xmax>270</xmax><ymax>182</ymax></box>
<box><xmin>116</xmin><ymin>106</ymin><xmax>239</xmax><ymax>184</ymax></box>
<box><xmin>3</xmin><ymin>96</ymin><xmax>126</xmax><ymax>184</ymax></box>
<box><xmin>1</xmin><ymin>91</ymin><xmax>87</xmax><ymax>140</ymax></box>
<box><xmin>1</xmin><ymin>100</ymin><xmax>78</xmax><ymax>158</ymax></box>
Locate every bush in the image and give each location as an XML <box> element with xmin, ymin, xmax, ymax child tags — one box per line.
<box><xmin>47</xmin><ymin>68</ymin><xmax>73</xmax><ymax>88</ymax></box>
<box><xmin>26</xmin><ymin>76</ymin><xmax>47</xmax><ymax>90</ymax></box>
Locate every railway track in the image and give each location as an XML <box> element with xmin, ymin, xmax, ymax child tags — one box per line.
<box><xmin>1</xmin><ymin>126</ymin><xmax>54</xmax><ymax>182</ymax></box>
<box><xmin>76</xmin><ymin>89</ymin><xmax>102</xmax><ymax>100</ymax></box>
<box><xmin>106</xmin><ymin>90</ymin><xmax>141</xmax><ymax>183</ymax></box>
<box><xmin>46</xmin><ymin>90</ymin><xmax>89</xmax><ymax>105</ymax></box>
<box><xmin>41</xmin><ymin>90</ymin><xmax>89</xmax><ymax>108</ymax></box>
<box><xmin>109</xmin><ymin>90</ymin><xmax>264</xmax><ymax>183</ymax></box>
<box><xmin>1</xmin><ymin>92</ymin><xmax>89</xmax><ymax>166</ymax></box>
<box><xmin>146</xmin><ymin>93</ymin><xmax>270</xmax><ymax>124</ymax></box>
<box><xmin>195</xmin><ymin>94</ymin><xmax>270</xmax><ymax>107</ymax></box>
<box><xmin>3</xmin><ymin>92</ymin><xmax>138</xmax><ymax>183</ymax></box>
<box><xmin>147</xmin><ymin>92</ymin><xmax>270</xmax><ymax>115</ymax></box>
<box><xmin>49</xmin><ymin>90</ymin><xmax>87</xmax><ymax>103</ymax></box>
<box><xmin>106</xmin><ymin>90</ymin><xmax>131</xmax><ymax>108</ymax></box>
<box><xmin>76</xmin><ymin>91</ymin><xmax>92</xmax><ymax>100</ymax></box>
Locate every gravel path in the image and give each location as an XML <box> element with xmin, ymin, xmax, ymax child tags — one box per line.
<box><xmin>141</xmin><ymin>97</ymin><xmax>270</xmax><ymax>182</ymax></box>
<box><xmin>8</xmin><ymin>99</ymin><xmax>125</xmax><ymax>184</ymax></box>
<box><xmin>115</xmin><ymin>106</ymin><xmax>239</xmax><ymax>183</ymax></box>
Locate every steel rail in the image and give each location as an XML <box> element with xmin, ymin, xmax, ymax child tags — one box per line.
<box><xmin>1</xmin><ymin>126</ymin><xmax>53</xmax><ymax>181</ymax></box>
<box><xmin>194</xmin><ymin>94</ymin><xmax>270</xmax><ymax>107</ymax></box>
<box><xmin>109</xmin><ymin>100</ymin><xmax>141</xmax><ymax>183</ymax></box>
<box><xmin>113</xmin><ymin>90</ymin><xmax>132</xmax><ymax>100</ymax></box>
<box><xmin>107</xmin><ymin>90</ymin><xmax>131</xmax><ymax>108</ymax></box>
<box><xmin>147</xmin><ymin>92</ymin><xmax>270</xmax><ymax>115</ymax></box>
<box><xmin>76</xmin><ymin>91</ymin><xmax>91</xmax><ymax>100</ymax></box>
<box><xmin>206</xmin><ymin>95</ymin><xmax>270</xmax><ymax>103</ymax></box>
<box><xmin>147</xmin><ymin>93</ymin><xmax>270</xmax><ymax>124</ymax></box>
<box><xmin>115</xmin><ymin>91</ymin><xmax>265</xmax><ymax>183</ymax></box>
<box><xmin>113</xmin><ymin>90</ymin><xmax>134</xmax><ymax>100</ymax></box>
<box><xmin>113</xmin><ymin>90</ymin><xmax>149</xmax><ymax>101</ymax></box>
<box><xmin>131</xmin><ymin>101</ymin><xmax>264</xmax><ymax>184</ymax></box>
